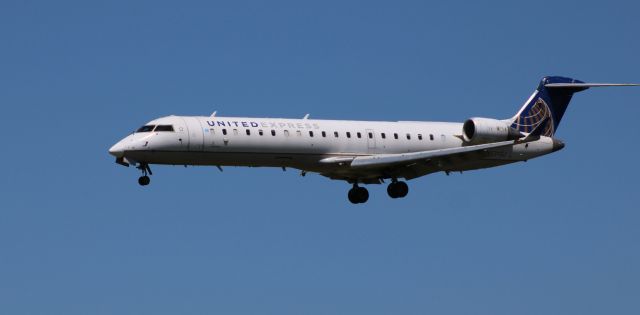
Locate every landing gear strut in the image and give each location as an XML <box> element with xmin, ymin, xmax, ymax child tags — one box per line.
<box><xmin>348</xmin><ymin>184</ymin><xmax>369</xmax><ymax>204</ymax></box>
<box><xmin>137</xmin><ymin>163</ymin><xmax>152</xmax><ymax>186</ymax></box>
<box><xmin>387</xmin><ymin>180</ymin><xmax>409</xmax><ymax>199</ymax></box>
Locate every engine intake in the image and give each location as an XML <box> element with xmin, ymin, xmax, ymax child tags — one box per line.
<box><xmin>462</xmin><ymin>117</ymin><xmax>523</xmax><ymax>143</ymax></box>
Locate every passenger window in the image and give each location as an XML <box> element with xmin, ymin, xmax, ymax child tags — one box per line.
<box><xmin>356</xmin><ymin>132</ymin><xmax>361</xmax><ymax>138</ymax></box>
<box><xmin>346</xmin><ymin>132</ymin><xmax>351</xmax><ymax>138</ymax></box>
<box><xmin>222</xmin><ymin>129</ymin><xmax>227</xmax><ymax>135</ymax></box>
<box><xmin>429</xmin><ymin>134</ymin><xmax>434</xmax><ymax>141</ymax></box>
<box><xmin>296</xmin><ymin>130</ymin><xmax>302</xmax><ymax>137</ymax></box>
<box><xmin>309</xmin><ymin>131</ymin><xmax>314</xmax><ymax>137</ymax></box>
<box><xmin>381</xmin><ymin>133</ymin><xmax>386</xmax><ymax>139</ymax></box>
<box><xmin>418</xmin><ymin>134</ymin><xmax>423</xmax><ymax>140</ymax></box>
<box><xmin>406</xmin><ymin>134</ymin><xmax>411</xmax><ymax>140</ymax></box>
<box><xmin>322</xmin><ymin>131</ymin><xmax>326</xmax><ymax>137</ymax></box>
<box><xmin>246</xmin><ymin>129</ymin><xmax>251</xmax><ymax>136</ymax></box>
<box><xmin>284</xmin><ymin>130</ymin><xmax>290</xmax><ymax>137</ymax></box>
<box><xmin>368</xmin><ymin>132</ymin><xmax>373</xmax><ymax>139</ymax></box>
<box><xmin>271</xmin><ymin>130</ymin><xmax>276</xmax><ymax>136</ymax></box>
<box><xmin>233</xmin><ymin>129</ymin><xmax>238</xmax><ymax>135</ymax></box>
<box><xmin>259</xmin><ymin>129</ymin><xmax>264</xmax><ymax>136</ymax></box>
<box><xmin>334</xmin><ymin>131</ymin><xmax>339</xmax><ymax>138</ymax></box>
<box><xmin>394</xmin><ymin>133</ymin><xmax>398</xmax><ymax>140</ymax></box>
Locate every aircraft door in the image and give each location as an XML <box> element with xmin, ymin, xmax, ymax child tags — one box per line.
<box><xmin>366</xmin><ymin>129</ymin><xmax>376</xmax><ymax>153</ymax></box>
<box><xmin>173</xmin><ymin>118</ymin><xmax>188</xmax><ymax>150</ymax></box>
<box><xmin>182</xmin><ymin>117</ymin><xmax>204</xmax><ymax>151</ymax></box>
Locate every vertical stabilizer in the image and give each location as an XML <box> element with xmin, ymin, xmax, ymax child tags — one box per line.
<box><xmin>511</xmin><ymin>76</ymin><xmax>592</xmax><ymax>136</ymax></box>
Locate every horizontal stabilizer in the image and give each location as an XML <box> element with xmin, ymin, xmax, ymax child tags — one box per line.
<box><xmin>545</xmin><ymin>83</ymin><xmax>640</xmax><ymax>88</ymax></box>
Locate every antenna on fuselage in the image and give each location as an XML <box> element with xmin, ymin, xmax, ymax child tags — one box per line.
<box><xmin>211</xmin><ymin>111</ymin><xmax>217</xmax><ymax>117</ymax></box>
<box><xmin>303</xmin><ymin>113</ymin><xmax>310</xmax><ymax>119</ymax></box>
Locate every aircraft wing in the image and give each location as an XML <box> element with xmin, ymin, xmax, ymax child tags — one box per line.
<box><xmin>349</xmin><ymin>140</ymin><xmax>518</xmax><ymax>169</ymax></box>
<box><xmin>316</xmin><ymin>139</ymin><xmax>531</xmax><ymax>183</ymax></box>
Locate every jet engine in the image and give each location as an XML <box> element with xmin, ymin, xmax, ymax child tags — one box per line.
<box><xmin>462</xmin><ymin>117</ymin><xmax>522</xmax><ymax>143</ymax></box>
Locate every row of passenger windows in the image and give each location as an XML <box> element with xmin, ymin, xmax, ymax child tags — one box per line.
<box><xmin>136</xmin><ymin>124</ymin><xmax>438</xmax><ymax>141</ymax></box>
<box><xmin>218</xmin><ymin>128</ymin><xmax>437</xmax><ymax>141</ymax></box>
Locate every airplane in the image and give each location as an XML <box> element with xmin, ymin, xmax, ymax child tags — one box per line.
<box><xmin>109</xmin><ymin>76</ymin><xmax>638</xmax><ymax>203</ymax></box>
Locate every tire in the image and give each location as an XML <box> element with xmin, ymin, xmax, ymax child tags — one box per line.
<box><xmin>396</xmin><ymin>181</ymin><xmax>409</xmax><ymax>198</ymax></box>
<box><xmin>387</xmin><ymin>183</ymin><xmax>399</xmax><ymax>198</ymax></box>
<box><xmin>348</xmin><ymin>188</ymin><xmax>360</xmax><ymax>204</ymax></box>
<box><xmin>138</xmin><ymin>175</ymin><xmax>151</xmax><ymax>186</ymax></box>
<box><xmin>356</xmin><ymin>187</ymin><xmax>369</xmax><ymax>203</ymax></box>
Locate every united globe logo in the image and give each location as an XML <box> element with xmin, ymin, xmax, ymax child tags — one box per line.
<box><xmin>512</xmin><ymin>97</ymin><xmax>554</xmax><ymax>136</ymax></box>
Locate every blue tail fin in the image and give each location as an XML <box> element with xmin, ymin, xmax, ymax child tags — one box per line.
<box><xmin>511</xmin><ymin>76</ymin><xmax>588</xmax><ymax>136</ymax></box>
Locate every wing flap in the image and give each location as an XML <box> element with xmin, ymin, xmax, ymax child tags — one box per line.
<box><xmin>350</xmin><ymin>140</ymin><xmax>519</xmax><ymax>169</ymax></box>
<box><xmin>319</xmin><ymin>156</ymin><xmax>356</xmax><ymax>164</ymax></box>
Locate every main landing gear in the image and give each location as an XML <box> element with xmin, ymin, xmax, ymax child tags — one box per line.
<box><xmin>137</xmin><ymin>163</ymin><xmax>152</xmax><ymax>186</ymax></box>
<box><xmin>347</xmin><ymin>180</ymin><xmax>409</xmax><ymax>203</ymax></box>
<box><xmin>387</xmin><ymin>180</ymin><xmax>409</xmax><ymax>199</ymax></box>
<box><xmin>348</xmin><ymin>184</ymin><xmax>369</xmax><ymax>204</ymax></box>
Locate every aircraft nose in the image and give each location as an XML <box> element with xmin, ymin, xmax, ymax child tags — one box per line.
<box><xmin>109</xmin><ymin>141</ymin><xmax>125</xmax><ymax>157</ymax></box>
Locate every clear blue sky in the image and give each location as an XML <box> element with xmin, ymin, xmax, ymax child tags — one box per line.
<box><xmin>1</xmin><ymin>1</ymin><xmax>639</xmax><ymax>314</ymax></box>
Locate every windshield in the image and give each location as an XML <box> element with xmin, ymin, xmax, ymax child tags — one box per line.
<box><xmin>136</xmin><ymin>125</ymin><xmax>156</xmax><ymax>133</ymax></box>
<box><xmin>154</xmin><ymin>125</ymin><xmax>174</xmax><ymax>132</ymax></box>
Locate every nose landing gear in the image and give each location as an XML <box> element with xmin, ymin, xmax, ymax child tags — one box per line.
<box><xmin>138</xmin><ymin>175</ymin><xmax>150</xmax><ymax>186</ymax></box>
<box><xmin>348</xmin><ymin>184</ymin><xmax>369</xmax><ymax>204</ymax></box>
<box><xmin>137</xmin><ymin>163</ymin><xmax>152</xmax><ymax>186</ymax></box>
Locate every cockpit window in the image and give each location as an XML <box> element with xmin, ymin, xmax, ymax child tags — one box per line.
<box><xmin>154</xmin><ymin>125</ymin><xmax>174</xmax><ymax>132</ymax></box>
<box><xmin>136</xmin><ymin>125</ymin><xmax>156</xmax><ymax>133</ymax></box>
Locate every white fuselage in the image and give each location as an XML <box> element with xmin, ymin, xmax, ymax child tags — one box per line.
<box><xmin>107</xmin><ymin>76</ymin><xmax>636</xmax><ymax>203</ymax></box>
<box><xmin>109</xmin><ymin>115</ymin><xmax>558</xmax><ymax>183</ymax></box>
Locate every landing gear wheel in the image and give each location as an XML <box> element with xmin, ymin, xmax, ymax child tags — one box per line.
<box><xmin>136</xmin><ymin>163</ymin><xmax>152</xmax><ymax>186</ymax></box>
<box><xmin>395</xmin><ymin>181</ymin><xmax>408</xmax><ymax>198</ymax></box>
<box><xmin>138</xmin><ymin>175</ymin><xmax>151</xmax><ymax>186</ymax></box>
<box><xmin>348</xmin><ymin>185</ymin><xmax>369</xmax><ymax>204</ymax></box>
<box><xmin>387</xmin><ymin>184</ymin><xmax>398</xmax><ymax>198</ymax></box>
<box><xmin>348</xmin><ymin>188</ymin><xmax>359</xmax><ymax>204</ymax></box>
<box><xmin>356</xmin><ymin>187</ymin><xmax>369</xmax><ymax>203</ymax></box>
<box><xmin>387</xmin><ymin>181</ymin><xmax>409</xmax><ymax>198</ymax></box>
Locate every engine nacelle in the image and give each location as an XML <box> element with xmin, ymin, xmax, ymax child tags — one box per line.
<box><xmin>462</xmin><ymin>117</ymin><xmax>523</xmax><ymax>143</ymax></box>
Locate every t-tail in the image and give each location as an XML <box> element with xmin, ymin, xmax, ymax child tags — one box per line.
<box><xmin>510</xmin><ymin>76</ymin><xmax>639</xmax><ymax>136</ymax></box>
